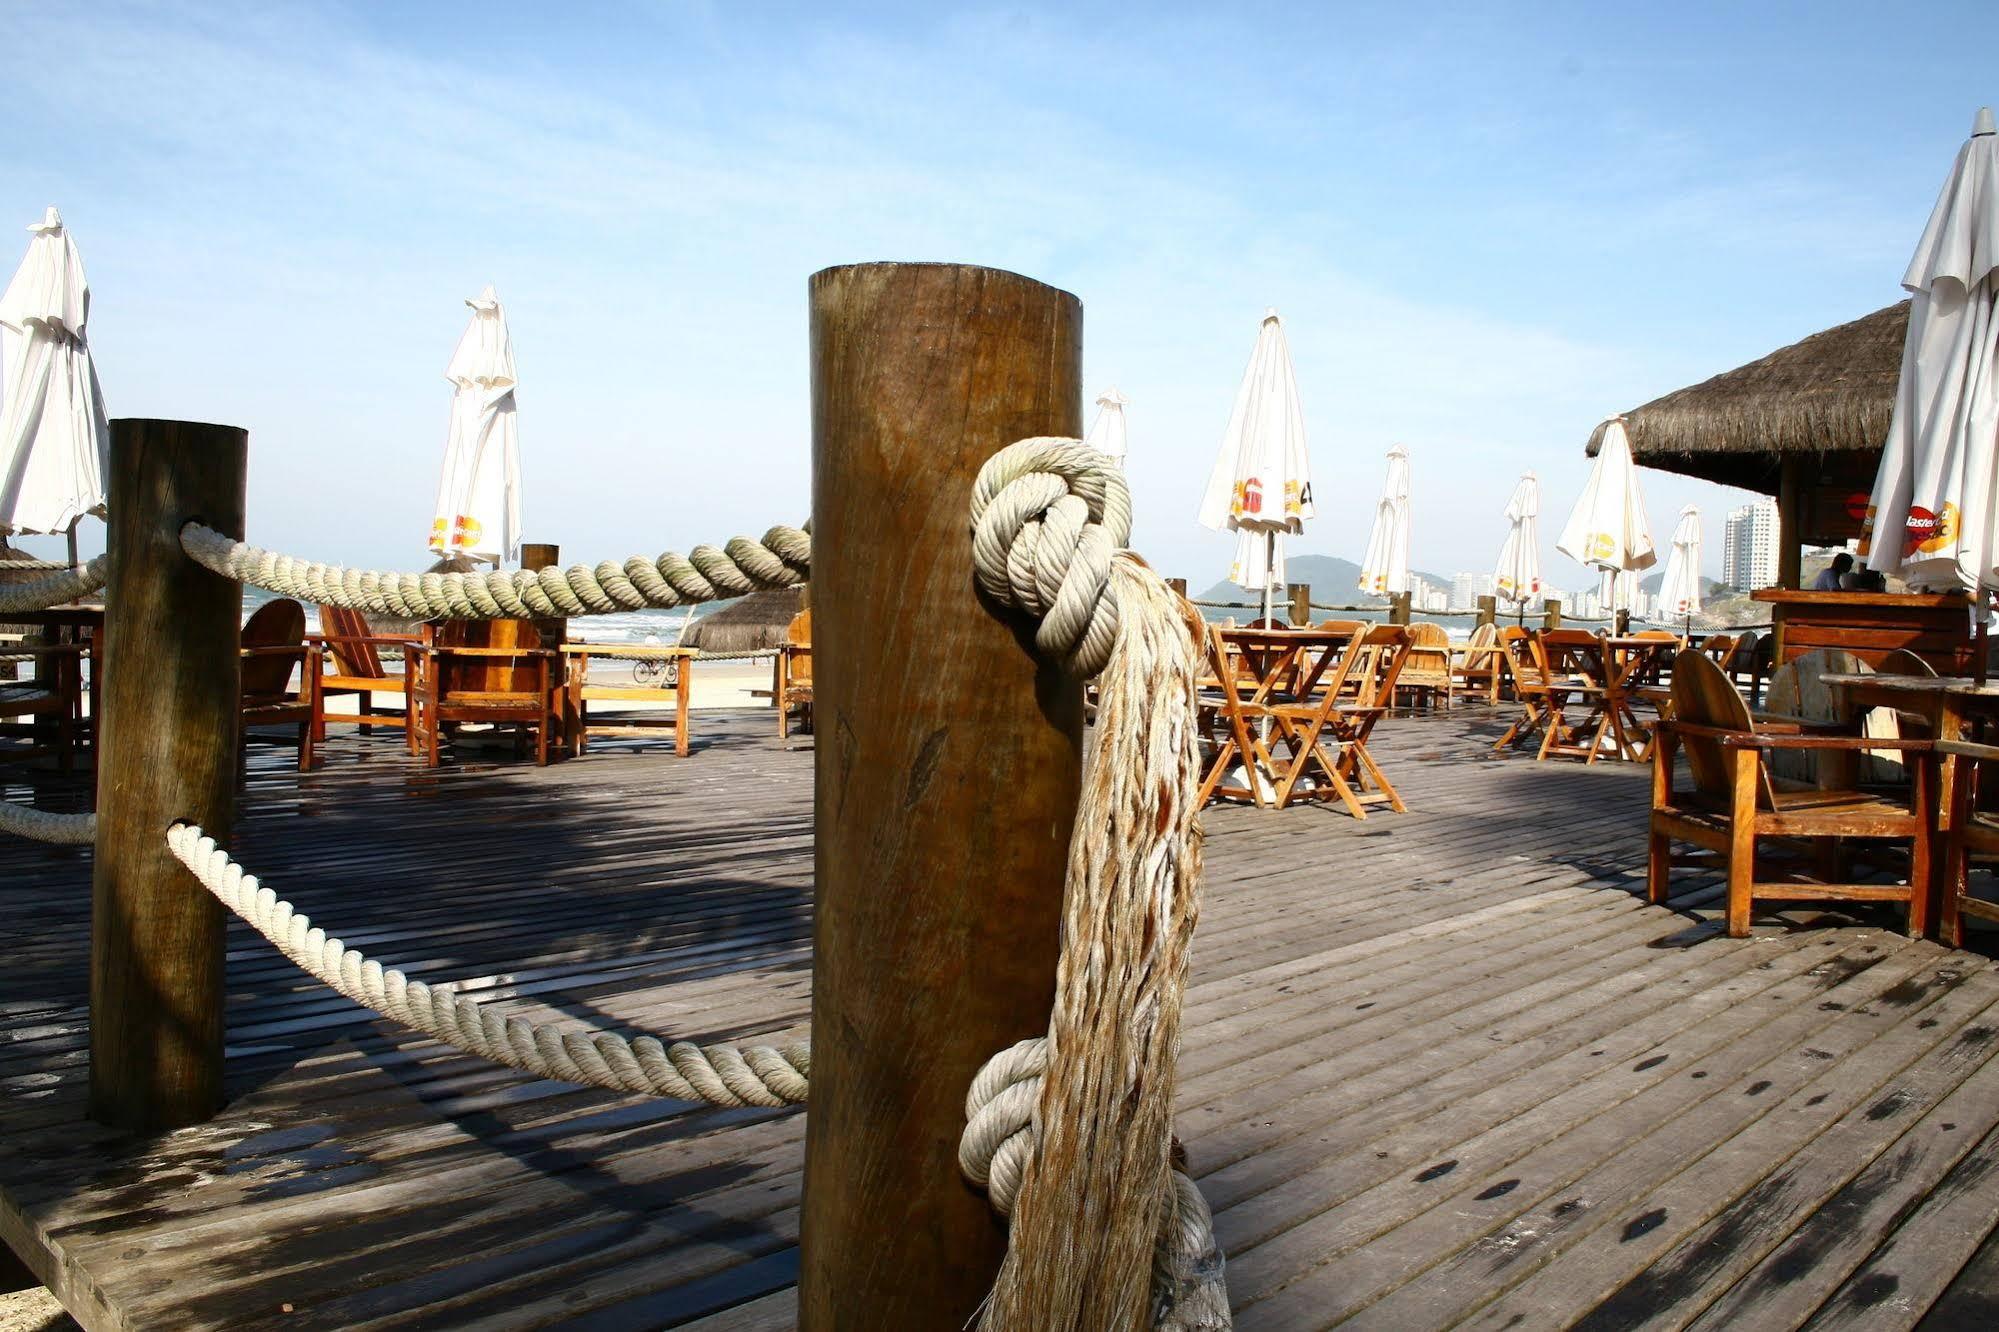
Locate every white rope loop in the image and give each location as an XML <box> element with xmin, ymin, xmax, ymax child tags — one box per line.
<box><xmin>178</xmin><ymin>523</ymin><xmax>810</xmax><ymax>621</ymax></box>
<box><xmin>165</xmin><ymin>824</ymin><xmax>808</xmax><ymax>1108</ymax></box>
<box><xmin>0</xmin><ymin>800</ymin><xmax>95</xmax><ymax>845</ymax></box>
<box><xmin>969</xmin><ymin>437</ymin><xmax>1133</xmax><ymax>677</ymax></box>
<box><xmin>0</xmin><ymin>556</ymin><xmax>108</xmax><ymax>614</ymax></box>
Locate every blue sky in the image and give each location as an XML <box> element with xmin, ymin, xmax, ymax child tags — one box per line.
<box><xmin>5</xmin><ymin>1</ymin><xmax>1995</xmax><ymax>591</ymax></box>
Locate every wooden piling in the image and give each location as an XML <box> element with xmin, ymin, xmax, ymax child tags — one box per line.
<box><xmin>1166</xmin><ymin>577</ymin><xmax>1187</xmax><ymax>599</ymax></box>
<box><xmin>1289</xmin><ymin>583</ymin><xmax>1311</xmax><ymax>626</ymax></box>
<box><xmin>1476</xmin><ymin>594</ymin><xmax>1497</xmax><ymax>628</ymax></box>
<box><xmin>520</xmin><ymin>541</ymin><xmax>564</xmax><ymax>647</ymax></box>
<box><xmin>800</xmin><ymin>262</ymin><xmax>1083</xmax><ymax>1328</ymax></box>
<box><xmin>1614</xmin><ymin>608</ymin><xmax>1632</xmax><ymax>636</ymax></box>
<box><xmin>1544</xmin><ymin>598</ymin><xmax>1563</xmax><ymax>629</ymax></box>
<box><xmin>1389</xmin><ymin>591</ymin><xmax>1413</xmax><ymax>625</ymax></box>
<box><xmin>90</xmin><ymin>419</ymin><xmax>246</xmax><ymax>1131</ymax></box>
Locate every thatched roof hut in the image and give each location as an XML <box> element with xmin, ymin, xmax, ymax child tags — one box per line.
<box><xmin>1584</xmin><ymin>300</ymin><xmax>1908</xmax><ymax>495</ymax></box>
<box><xmin>683</xmin><ymin>586</ymin><xmax>804</xmax><ymax>655</ymax></box>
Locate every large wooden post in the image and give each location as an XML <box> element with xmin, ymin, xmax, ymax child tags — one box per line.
<box><xmin>1289</xmin><ymin>582</ymin><xmax>1311</xmax><ymax>626</ymax></box>
<box><xmin>1775</xmin><ymin>458</ymin><xmax>1807</xmax><ymax>661</ymax></box>
<box><xmin>1166</xmin><ymin>577</ymin><xmax>1188</xmax><ymax>598</ymax></box>
<box><xmin>801</xmin><ymin>263</ymin><xmax>1083</xmax><ymax>1328</ymax></box>
<box><xmin>90</xmin><ymin>419</ymin><xmax>246</xmax><ymax>1131</ymax></box>
<box><xmin>1544</xmin><ymin>598</ymin><xmax>1563</xmax><ymax>629</ymax></box>
<box><xmin>1389</xmin><ymin>591</ymin><xmax>1413</xmax><ymax>625</ymax></box>
<box><xmin>1476</xmin><ymin>594</ymin><xmax>1497</xmax><ymax>628</ymax></box>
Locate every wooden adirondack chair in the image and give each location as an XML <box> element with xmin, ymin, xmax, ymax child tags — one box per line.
<box><xmin>240</xmin><ymin>598</ymin><xmax>316</xmax><ymax>771</ymax></box>
<box><xmin>414</xmin><ymin>618</ymin><xmax>559</xmax><ymax>767</ymax></box>
<box><xmin>776</xmin><ymin>609</ymin><xmax>813</xmax><ymax>738</ymax></box>
<box><xmin>1395</xmin><ymin>622</ymin><xmax>1454</xmax><ymax>711</ymax></box>
<box><xmin>1647</xmin><ymin>651</ymin><xmax>1934</xmax><ymax>938</ymax></box>
<box><xmin>310</xmin><ymin>605</ymin><xmax>420</xmax><ymax>753</ymax></box>
<box><xmin>1451</xmin><ymin>622</ymin><xmax>1503</xmax><ymax>705</ymax></box>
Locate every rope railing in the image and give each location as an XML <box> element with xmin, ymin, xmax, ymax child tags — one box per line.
<box><xmin>158</xmin><ymin>436</ymin><xmax>1224</xmax><ymax>1328</ymax></box>
<box><xmin>0</xmin><ymin>800</ymin><xmax>95</xmax><ymax>845</ymax></box>
<box><xmin>180</xmin><ymin>523</ymin><xmax>809</xmax><ymax>620</ymax></box>
<box><xmin>165</xmin><ymin>824</ymin><xmax>810</xmax><ymax>1106</ymax></box>
<box><xmin>0</xmin><ymin>556</ymin><xmax>107</xmax><ymax>614</ymax></box>
<box><xmin>0</xmin><ymin>556</ymin><xmax>87</xmax><ymax>571</ymax></box>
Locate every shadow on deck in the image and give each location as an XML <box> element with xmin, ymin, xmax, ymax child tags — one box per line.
<box><xmin>4</xmin><ymin>707</ymin><xmax>1999</xmax><ymax>1329</ymax></box>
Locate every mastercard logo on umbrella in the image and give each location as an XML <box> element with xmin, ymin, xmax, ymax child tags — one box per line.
<box><xmin>1904</xmin><ymin>502</ymin><xmax>1958</xmax><ymax>557</ymax></box>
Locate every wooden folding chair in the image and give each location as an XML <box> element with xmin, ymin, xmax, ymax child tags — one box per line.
<box><xmin>1452</xmin><ymin>622</ymin><xmax>1503</xmax><ymax>704</ymax></box>
<box><xmin>1493</xmin><ymin>626</ymin><xmax>1575</xmax><ymax>755</ymax></box>
<box><xmin>1265</xmin><ymin>624</ymin><xmax>1411</xmax><ymax>817</ymax></box>
<box><xmin>1197</xmin><ymin>624</ymin><xmax>1280</xmax><ymax>808</ymax></box>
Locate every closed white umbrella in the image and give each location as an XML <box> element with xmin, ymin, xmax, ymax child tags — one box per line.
<box><xmin>1358</xmin><ymin>444</ymin><xmax>1411</xmax><ymax>598</ymax></box>
<box><xmin>429</xmin><ymin>285</ymin><xmax>521</xmax><ymax>566</ymax></box>
<box><xmin>1085</xmin><ymin>386</ymin><xmax>1129</xmax><ymax>469</ymax></box>
<box><xmin>1560</xmin><ymin>417</ymin><xmax>1656</xmax><ymax>612</ymax></box>
<box><xmin>1658</xmin><ymin>505</ymin><xmax>1703</xmax><ymax>626</ymax></box>
<box><xmin>1863</xmin><ymin>107</ymin><xmax>1999</xmax><ymax>594</ymax></box>
<box><xmin>1198</xmin><ymin>307</ymin><xmax>1313</xmax><ymax>622</ymax></box>
<box><xmin>1494</xmin><ymin>471</ymin><xmax>1542</xmax><ymax>609</ymax></box>
<box><xmin>0</xmin><ymin>208</ymin><xmax>108</xmax><ymax>553</ymax></box>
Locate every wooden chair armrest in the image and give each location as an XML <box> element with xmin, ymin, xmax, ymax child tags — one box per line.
<box><xmin>417</xmin><ymin>646</ymin><xmax>560</xmax><ymax>659</ymax></box>
<box><xmin>240</xmin><ymin>645</ymin><xmax>309</xmax><ymax>659</ymax></box>
<box><xmin>0</xmin><ymin>643</ymin><xmax>89</xmax><ymax>657</ymax></box>
<box><xmin>307</xmin><ymin>634</ymin><xmax>422</xmax><ymax>649</ymax></box>
<box><xmin>1722</xmin><ymin>730</ymin><xmax>1934</xmax><ymax>753</ymax></box>
<box><xmin>1937</xmin><ymin>738</ymin><xmax>1999</xmax><ymax>764</ymax></box>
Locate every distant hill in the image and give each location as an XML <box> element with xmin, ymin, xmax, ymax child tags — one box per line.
<box><xmin>1639</xmin><ymin>572</ymin><xmax>1725</xmax><ymax>597</ymax></box>
<box><xmin>1195</xmin><ymin>553</ymin><xmax>1450</xmax><ymax>608</ymax></box>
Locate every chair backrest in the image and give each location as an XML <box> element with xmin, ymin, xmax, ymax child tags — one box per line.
<box><xmin>1402</xmin><ymin>622</ymin><xmax>1452</xmax><ymax>681</ymax></box>
<box><xmin>1668</xmin><ymin>649</ymin><xmax>1772</xmax><ymax>809</ymax></box>
<box><xmin>1538</xmin><ymin>628</ymin><xmax>1605</xmax><ymax>680</ymax></box>
<box><xmin>1347</xmin><ymin>624</ymin><xmax>1413</xmax><ymax>708</ymax></box>
<box><xmin>786</xmin><ymin>609</ymin><xmax>813</xmax><ymax>686</ymax></box>
<box><xmin>1498</xmin><ymin>625</ymin><xmax>1546</xmax><ymax>690</ymax></box>
<box><xmin>241</xmin><ymin>599</ymin><xmax>305</xmax><ymax>697</ymax></box>
<box><xmin>1699</xmin><ymin>634</ymin><xmax>1739</xmax><ymax>670</ymax></box>
<box><xmin>436</xmin><ymin>618</ymin><xmax>544</xmax><ymax>696</ymax></box>
<box><xmin>1463</xmin><ymin>621</ymin><xmax>1498</xmax><ymax>658</ymax></box>
<box><xmin>319</xmin><ymin>605</ymin><xmax>386</xmax><ymax>680</ymax></box>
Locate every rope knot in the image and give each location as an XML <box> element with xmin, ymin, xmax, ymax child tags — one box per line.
<box><xmin>969</xmin><ymin>437</ymin><xmax>1132</xmax><ymax>677</ymax></box>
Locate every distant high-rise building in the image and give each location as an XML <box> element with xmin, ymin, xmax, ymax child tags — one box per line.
<box><xmin>1450</xmin><ymin>571</ymin><xmax>1494</xmax><ymax>609</ymax></box>
<box><xmin>1722</xmin><ymin>498</ymin><xmax>1780</xmax><ymax>590</ymax></box>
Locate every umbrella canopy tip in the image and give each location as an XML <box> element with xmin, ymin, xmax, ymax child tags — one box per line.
<box><xmin>29</xmin><ymin>207</ymin><xmax>61</xmax><ymax>233</ymax></box>
<box><xmin>1976</xmin><ymin>106</ymin><xmax>1996</xmax><ymax>137</ymax></box>
<box><xmin>1262</xmin><ymin>306</ymin><xmax>1280</xmax><ymax>322</ymax></box>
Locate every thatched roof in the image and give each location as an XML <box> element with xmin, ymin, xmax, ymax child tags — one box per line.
<box><xmin>682</xmin><ymin>586</ymin><xmax>804</xmax><ymax>655</ymax></box>
<box><xmin>1585</xmin><ymin>301</ymin><xmax>1909</xmax><ymax>493</ymax></box>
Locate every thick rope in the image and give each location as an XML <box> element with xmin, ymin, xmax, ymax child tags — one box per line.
<box><xmin>0</xmin><ymin>556</ymin><xmax>107</xmax><ymax>614</ymax></box>
<box><xmin>179</xmin><ymin>524</ymin><xmax>809</xmax><ymax>620</ymax></box>
<box><xmin>0</xmin><ymin>800</ymin><xmax>94</xmax><ymax>845</ymax></box>
<box><xmin>962</xmin><ymin>438</ymin><xmax>1225</xmax><ymax>1330</ymax></box>
<box><xmin>164</xmin><ymin>824</ymin><xmax>808</xmax><ymax>1107</ymax></box>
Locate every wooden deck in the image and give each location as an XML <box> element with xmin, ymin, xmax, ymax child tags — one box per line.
<box><xmin>6</xmin><ymin>706</ymin><xmax>1999</xmax><ymax>1329</ymax></box>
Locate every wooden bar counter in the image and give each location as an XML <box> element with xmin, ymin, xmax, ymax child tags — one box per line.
<box><xmin>1754</xmin><ymin>588</ymin><xmax>1976</xmax><ymax>674</ymax></box>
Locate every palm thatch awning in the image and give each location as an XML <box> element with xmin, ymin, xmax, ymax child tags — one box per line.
<box><xmin>682</xmin><ymin>586</ymin><xmax>804</xmax><ymax>655</ymax></box>
<box><xmin>1585</xmin><ymin>301</ymin><xmax>1909</xmax><ymax>494</ymax></box>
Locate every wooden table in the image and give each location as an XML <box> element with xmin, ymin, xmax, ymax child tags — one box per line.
<box><xmin>560</xmin><ymin>643</ymin><xmax>695</xmax><ymax>757</ymax></box>
<box><xmin>1203</xmin><ymin>626</ymin><xmax>1367</xmax><ymax>809</ymax></box>
<box><xmin>1535</xmin><ymin>632</ymin><xmax>1677</xmax><ymax>763</ymax></box>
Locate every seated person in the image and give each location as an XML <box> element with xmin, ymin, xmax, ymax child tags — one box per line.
<box><xmin>1812</xmin><ymin>552</ymin><xmax>1855</xmax><ymax>590</ymax></box>
<box><xmin>1842</xmin><ymin>566</ymin><xmax>1887</xmax><ymax>592</ymax></box>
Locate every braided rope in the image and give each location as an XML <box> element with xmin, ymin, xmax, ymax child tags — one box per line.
<box><xmin>0</xmin><ymin>557</ymin><xmax>85</xmax><ymax>571</ymax></box>
<box><xmin>0</xmin><ymin>800</ymin><xmax>94</xmax><ymax>844</ymax></box>
<box><xmin>165</xmin><ymin>825</ymin><xmax>808</xmax><ymax>1107</ymax></box>
<box><xmin>970</xmin><ymin>437</ymin><xmax>1131</xmax><ymax>676</ymax></box>
<box><xmin>0</xmin><ymin>556</ymin><xmax>107</xmax><ymax>614</ymax></box>
<box><xmin>180</xmin><ymin>524</ymin><xmax>809</xmax><ymax>620</ymax></box>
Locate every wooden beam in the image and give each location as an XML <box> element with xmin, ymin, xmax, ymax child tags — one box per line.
<box><xmin>1389</xmin><ymin>591</ymin><xmax>1413</xmax><ymax>625</ymax></box>
<box><xmin>90</xmin><ymin>419</ymin><xmax>246</xmax><ymax>1131</ymax></box>
<box><xmin>800</xmin><ymin>262</ymin><xmax>1083</xmax><ymax>1327</ymax></box>
<box><xmin>1544</xmin><ymin>598</ymin><xmax>1563</xmax><ymax>629</ymax></box>
<box><xmin>1289</xmin><ymin>582</ymin><xmax>1311</xmax><ymax>626</ymax></box>
<box><xmin>1776</xmin><ymin>455</ymin><xmax>1808</xmax><ymax>662</ymax></box>
<box><xmin>1166</xmin><ymin>577</ymin><xmax>1187</xmax><ymax>598</ymax></box>
<box><xmin>1476</xmin><ymin>594</ymin><xmax>1497</xmax><ymax>628</ymax></box>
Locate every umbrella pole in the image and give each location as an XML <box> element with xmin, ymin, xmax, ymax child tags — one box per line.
<box><xmin>1977</xmin><ymin>594</ymin><xmax>1991</xmax><ymax>685</ymax></box>
<box><xmin>66</xmin><ymin>524</ymin><xmax>79</xmax><ymax>571</ymax></box>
